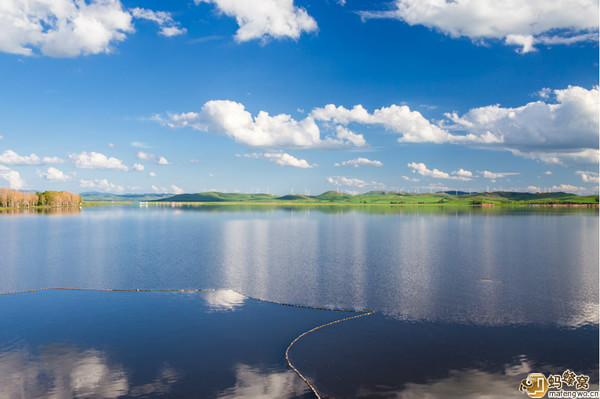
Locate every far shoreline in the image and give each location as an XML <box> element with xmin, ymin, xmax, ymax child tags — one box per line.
<box><xmin>81</xmin><ymin>201</ymin><xmax>599</xmax><ymax>208</ymax></box>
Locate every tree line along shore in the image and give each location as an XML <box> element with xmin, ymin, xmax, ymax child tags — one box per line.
<box><xmin>0</xmin><ymin>187</ymin><xmax>81</xmax><ymax>209</ymax></box>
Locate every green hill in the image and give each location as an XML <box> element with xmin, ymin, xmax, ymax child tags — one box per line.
<box><xmin>276</xmin><ymin>194</ymin><xmax>315</xmax><ymax>201</ymax></box>
<box><xmin>140</xmin><ymin>190</ymin><xmax>598</xmax><ymax>206</ymax></box>
<box><xmin>155</xmin><ymin>192</ymin><xmax>278</xmax><ymax>202</ymax></box>
<box><xmin>313</xmin><ymin>190</ymin><xmax>354</xmax><ymax>202</ymax></box>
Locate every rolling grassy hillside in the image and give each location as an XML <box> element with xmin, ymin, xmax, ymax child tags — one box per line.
<box><xmin>152</xmin><ymin>191</ymin><xmax>598</xmax><ymax>206</ymax></box>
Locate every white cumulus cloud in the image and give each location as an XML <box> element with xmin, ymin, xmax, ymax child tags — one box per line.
<box><xmin>327</xmin><ymin>176</ymin><xmax>386</xmax><ymax>189</ymax></box>
<box><xmin>335</xmin><ymin>157</ymin><xmax>383</xmax><ymax>168</ymax></box>
<box><xmin>0</xmin><ymin>1</ymin><xmax>187</xmax><ymax>57</ymax></box>
<box><xmin>37</xmin><ymin>167</ymin><xmax>70</xmax><ymax>182</ymax></box>
<box><xmin>241</xmin><ymin>152</ymin><xmax>316</xmax><ymax>168</ymax></box>
<box><xmin>148</xmin><ymin>171</ymin><xmax>156</xmax><ymax>177</ymax></box>
<box><xmin>408</xmin><ymin>162</ymin><xmax>472</xmax><ymax>181</ymax></box>
<box><xmin>132</xmin><ymin>163</ymin><xmax>144</xmax><ymax>171</ymax></box>
<box><xmin>156</xmin><ymin>86</ymin><xmax>598</xmax><ymax>165</ymax></box>
<box><xmin>195</xmin><ymin>0</ymin><xmax>317</xmax><ymax>42</ymax></box>
<box><xmin>136</xmin><ymin>151</ymin><xmax>170</xmax><ymax>165</ymax></box>
<box><xmin>69</xmin><ymin>151</ymin><xmax>129</xmax><ymax>171</ymax></box>
<box><xmin>156</xmin><ymin>100</ymin><xmax>366</xmax><ymax>149</ymax></box>
<box><xmin>576</xmin><ymin>171</ymin><xmax>600</xmax><ymax>184</ymax></box>
<box><xmin>552</xmin><ymin>184</ymin><xmax>586</xmax><ymax>192</ymax></box>
<box><xmin>446</xmin><ymin>86</ymin><xmax>599</xmax><ymax>165</ymax></box>
<box><xmin>360</xmin><ymin>0</ymin><xmax>599</xmax><ymax>53</ymax></box>
<box><xmin>311</xmin><ymin>103</ymin><xmax>500</xmax><ymax>145</ymax></box>
<box><xmin>0</xmin><ymin>0</ymin><xmax>134</xmax><ymax>57</ymax></box>
<box><xmin>0</xmin><ymin>165</ymin><xmax>25</xmax><ymax>189</ymax></box>
<box><xmin>0</xmin><ymin>150</ymin><xmax>64</xmax><ymax>165</ymax></box>
<box><xmin>453</xmin><ymin>168</ymin><xmax>473</xmax><ymax>178</ymax></box>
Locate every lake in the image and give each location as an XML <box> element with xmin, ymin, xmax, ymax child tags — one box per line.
<box><xmin>1</xmin><ymin>205</ymin><xmax>598</xmax><ymax>398</ymax></box>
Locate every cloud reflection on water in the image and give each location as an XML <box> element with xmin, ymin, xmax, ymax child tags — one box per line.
<box><xmin>354</xmin><ymin>358</ymin><xmax>599</xmax><ymax>399</ymax></box>
<box><xmin>203</xmin><ymin>289</ymin><xmax>247</xmax><ymax>311</ymax></box>
<box><xmin>0</xmin><ymin>347</ymin><xmax>128</xmax><ymax>399</ymax></box>
<box><xmin>215</xmin><ymin>212</ymin><xmax>598</xmax><ymax>328</ymax></box>
<box><xmin>0</xmin><ymin>347</ymin><xmax>180</xmax><ymax>399</ymax></box>
<box><xmin>217</xmin><ymin>363</ymin><xmax>309</xmax><ymax>399</ymax></box>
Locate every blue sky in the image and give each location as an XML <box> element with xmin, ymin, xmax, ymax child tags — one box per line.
<box><xmin>0</xmin><ymin>0</ymin><xmax>598</xmax><ymax>195</ymax></box>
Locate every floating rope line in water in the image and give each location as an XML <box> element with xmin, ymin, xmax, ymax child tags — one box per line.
<box><xmin>0</xmin><ymin>287</ymin><xmax>374</xmax><ymax>398</ymax></box>
<box><xmin>285</xmin><ymin>310</ymin><xmax>374</xmax><ymax>398</ymax></box>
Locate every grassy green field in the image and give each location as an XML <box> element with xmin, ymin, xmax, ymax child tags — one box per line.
<box><xmin>150</xmin><ymin>190</ymin><xmax>598</xmax><ymax>206</ymax></box>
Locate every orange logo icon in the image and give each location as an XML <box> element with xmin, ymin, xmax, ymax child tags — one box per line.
<box><xmin>519</xmin><ymin>373</ymin><xmax>548</xmax><ymax>398</ymax></box>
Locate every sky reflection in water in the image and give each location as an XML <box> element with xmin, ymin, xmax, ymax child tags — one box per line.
<box><xmin>0</xmin><ymin>206</ymin><xmax>597</xmax><ymax>397</ymax></box>
<box><xmin>0</xmin><ymin>290</ymin><xmax>337</xmax><ymax>399</ymax></box>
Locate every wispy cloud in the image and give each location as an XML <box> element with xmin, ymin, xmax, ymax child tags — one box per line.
<box><xmin>136</xmin><ymin>151</ymin><xmax>170</xmax><ymax>165</ymax></box>
<box><xmin>327</xmin><ymin>176</ymin><xmax>386</xmax><ymax>189</ymax></box>
<box><xmin>130</xmin><ymin>8</ymin><xmax>186</xmax><ymax>37</ymax></box>
<box><xmin>170</xmin><ymin>185</ymin><xmax>184</xmax><ymax>194</ymax></box>
<box><xmin>187</xmin><ymin>35</ymin><xmax>225</xmax><ymax>44</ymax></box>
<box><xmin>480</xmin><ymin>171</ymin><xmax>519</xmax><ymax>179</ymax></box>
<box><xmin>334</xmin><ymin>157</ymin><xmax>383</xmax><ymax>168</ymax></box>
<box><xmin>80</xmin><ymin>178</ymin><xmax>124</xmax><ymax>193</ymax></box>
<box><xmin>131</xmin><ymin>141</ymin><xmax>150</xmax><ymax>149</ymax></box>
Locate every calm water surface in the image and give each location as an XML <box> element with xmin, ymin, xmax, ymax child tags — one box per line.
<box><xmin>0</xmin><ymin>289</ymin><xmax>340</xmax><ymax>398</ymax></box>
<box><xmin>0</xmin><ymin>205</ymin><xmax>598</xmax><ymax>398</ymax></box>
